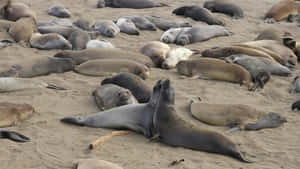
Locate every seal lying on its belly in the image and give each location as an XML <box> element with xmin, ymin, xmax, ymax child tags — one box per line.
<box><xmin>151</xmin><ymin>79</ymin><xmax>254</xmax><ymax>162</ymax></box>
<box><xmin>61</xmin><ymin>80</ymin><xmax>162</xmax><ymax>138</ymax></box>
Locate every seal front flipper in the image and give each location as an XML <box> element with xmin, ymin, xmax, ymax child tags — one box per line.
<box><xmin>0</xmin><ymin>130</ymin><xmax>30</xmax><ymax>142</ymax></box>
<box><xmin>46</xmin><ymin>84</ymin><xmax>66</xmax><ymax>90</ymax></box>
<box><xmin>60</xmin><ymin>116</ymin><xmax>86</xmax><ymax>126</ymax></box>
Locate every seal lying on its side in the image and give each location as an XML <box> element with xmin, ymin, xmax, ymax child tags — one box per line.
<box><xmin>104</xmin><ymin>0</ymin><xmax>168</xmax><ymax>9</ymax></box>
<box><xmin>30</xmin><ymin>33</ymin><xmax>72</xmax><ymax>50</ymax></box>
<box><xmin>161</xmin><ymin>48</ymin><xmax>196</xmax><ymax>69</ymax></box>
<box><xmin>264</xmin><ymin>0</ymin><xmax>299</xmax><ymax>23</ymax></box>
<box><xmin>151</xmin><ymin>79</ymin><xmax>253</xmax><ymax>162</ymax></box>
<box><xmin>140</xmin><ymin>41</ymin><xmax>170</xmax><ymax>67</ymax></box>
<box><xmin>61</xmin><ymin>79</ymin><xmax>162</xmax><ymax>138</ymax></box>
<box><xmin>116</xmin><ymin>18</ymin><xmax>139</xmax><ymax>35</ymax></box>
<box><xmin>0</xmin><ymin>129</ymin><xmax>30</xmax><ymax>142</ymax></box>
<box><xmin>101</xmin><ymin>72</ymin><xmax>152</xmax><ymax>103</ymax></box>
<box><xmin>190</xmin><ymin>101</ymin><xmax>287</xmax><ymax>131</ymax></box>
<box><xmin>145</xmin><ymin>16</ymin><xmax>192</xmax><ymax>31</ymax></box>
<box><xmin>204</xmin><ymin>0</ymin><xmax>244</xmax><ymax>19</ymax></box>
<box><xmin>92</xmin><ymin>84</ymin><xmax>137</xmax><ymax>111</ymax></box>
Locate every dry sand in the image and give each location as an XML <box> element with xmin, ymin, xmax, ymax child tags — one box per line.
<box><xmin>0</xmin><ymin>0</ymin><xmax>300</xmax><ymax>169</ymax></box>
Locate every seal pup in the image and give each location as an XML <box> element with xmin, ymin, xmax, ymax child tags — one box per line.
<box><xmin>9</xmin><ymin>17</ymin><xmax>36</xmax><ymax>43</ymax></box>
<box><xmin>68</xmin><ymin>29</ymin><xmax>90</xmax><ymax>50</ymax></box>
<box><xmin>0</xmin><ymin>77</ymin><xmax>65</xmax><ymax>92</ymax></box>
<box><xmin>48</xmin><ymin>5</ymin><xmax>71</xmax><ymax>18</ymax></box>
<box><xmin>225</xmin><ymin>54</ymin><xmax>291</xmax><ymax>77</ymax></box>
<box><xmin>291</xmin><ymin>100</ymin><xmax>300</xmax><ymax>111</ymax></box>
<box><xmin>93</xmin><ymin>84</ymin><xmax>137</xmax><ymax>111</ymax></box>
<box><xmin>53</xmin><ymin>48</ymin><xmax>153</xmax><ymax>66</ymax></box>
<box><xmin>74</xmin><ymin>159</ymin><xmax>123</xmax><ymax>169</ymax></box>
<box><xmin>116</xmin><ymin>18</ymin><xmax>139</xmax><ymax>35</ymax></box>
<box><xmin>86</xmin><ymin>39</ymin><xmax>115</xmax><ymax>49</ymax></box>
<box><xmin>161</xmin><ymin>48</ymin><xmax>196</xmax><ymax>69</ymax></box>
<box><xmin>172</xmin><ymin>6</ymin><xmax>224</xmax><ymax>25</ymax></box>
<box><xmin>101</xmin><ymin>72</ymin><xmax>152</xmax><ymax>103</ymax></box>
<box><xmin>103</xmin><ymin>0</ymin><xmax>168</xmax><ymax>9</ymax></box>
<box><xmin>30</xmin><ymin>33</ymin><xmax>72</xmax><ymax>50</ymax></box>
<box><xmin>0</xmin><ymin>102</ymin><xmax>34</xmax><ymax>127</ymax></box>
<box><xmin>123</xmin><ymin>16</ymin><xmax>156</xmax><ymax>31</ymax></box>
<box><xmin>74</xmin><ymin>59</ymin><xmax>150</xmax><ymax>79</ymax></box>
<box><xmin>145</xmin><ymin>16</ymin><xmax>192</xmax><ymax>31</ymax></box>
<box><xmin>190</xmin><ymin>101</ymin><xmax>286</xmax><ymax>131</ymax></box>
<box><xmin>0</xmin><ymin>57</ymin><xmax>74</xmax><ymax>78</ymax></box>
<box><xmin>174</xmin><ymin>25</ymin><xmax>231</xmax><ymax>46</ymax></box>
<box><xmin>3</xmin><ymin>1</ymin><xmax>37</xmax><ymax>21</ymax></box>
<box><xmin>160</xmin><ymin>28</ymin><xmax>183</xmax><ymax>44</ymax></box>
<box><xmin>92</xmin><ymin>20</ymin><xmax>120</xmax><ymax>37</ymax></box>
<box><xmin>265</xmin><ymin>0</ymin><xmax>300</xmax><ymax>23</ymax></box>
<box><xmin>177</xmin><ymin>58</ymin><xmax>253</xmax><ymax>89</ymax></box>
<box><xmin>289</xmin><ymin>76</ymin><xmax>300</xmax><ymax>93</ymax></box>
<box><xmin>204</xmin><ymin>0</ymin><xmax>244</xmax><ymax>19</ymax></box>
<box><xmin>61</xmin><ymin>79</ymin><xmax>162</xmax><ymax>138</ymax></box>
<box><xmin>151</xmin><ymin>79</ymin><xmax>253</xmax><ymax>162</ymax></box>
<box><xmin>140</xmin><ymin>41</ymin><xmax>170</xmax><ymax>67</ymax></box>
<box><xmin>0</xmin><ymin>129</ymin><xmax>30</xmax><ymax>142</ymax></box>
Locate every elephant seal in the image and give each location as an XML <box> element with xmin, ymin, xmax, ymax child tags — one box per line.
<box><xmin>124</xmin><ymin>16</ymin><xmax>156</xmax><ymax>31</ymax></box>
<box><xmin>9</xmin><ymin>17</ymin><xmax>36</xmax><ymax>43</ymax></box>
<box><xmin>0</xmin><ymin>129</ymin><xmax>30</xmax><ymax>142</ymax></box>
<box><xmin>204</xmin><ymin>0</ymin><xmax>244</xmax><ymax>19</ymax></box>
<box><xmin>265</xmin><ymin>0</ymin><xmax>300</xmax><ymax>23</ymax></box>
<box><xmin>37</xmin><ymin>25</ymin><xmax>77</xmax><ymax>38</ymax></box>
<box><xmin>101</xmin><ymin>72</ymin><xmax>152</xmax><ymax>103</ymax></box>
<box><xmin>3</xmin><ymin>1</ymin><xmax>37</xmax><ymax>21</ymax></box>
<box><xmin>177</xmin><ymin>58</ymin><xmax>253</xmax><ymax>88</ymax></box>
<box><xmin>93</xmin><ymin>84</ymin><xmax>137</xmax><ymax>111</ymax></box>
<box><xmin>0</xmin><ymin>77</ymin><xmax>65</xmax><ymax>92</ymax></box>
<box><xmin>30</xmin><ymin>33</ymin><xmax>72</xmax><ymax>50</ymax></box>
<box><xmin>53</xmin><ymin>48</ymin><xmax>153</xmax><ymax>66</ymax></box>
<box><xmin>145</xmin><ymin>16</ymin><xmax>192</xmax><ymax>31</ymax></box>
<box><xmin>97</xmin><ymin>0</ymin><xmax>105</xmax><ymax>8</ymax></box>
<box><xmin>61</xmin><ymin>79</ymin><xmax>162</xmax><ymax>138</ymax></box>
<box><xmin>68</xmin><ymin>29</ymin><xmax>90</xmax><ymax>50</ymax></box>
<box><xmin>140</xmin><ymin>41</ymin><xmax>170</xmax><ymax>67</ymax></box>
<box><xmin>289</xmin><ymin>76</ymin><xmax>300</xmax><ymax>93</ymax></box>
<box><xmin>74</xmin><ymin>159</ymin><xmax>123</xmax><ymax>169</ymax></box>
<box><xmin>161</xmin><ymin>48</ymin><xmax>197</xmax><ymax>69</ymax></box>
<box><xmin>86</xmin><ymin>39</ymin><xmax>115</xmax><ymax>49</ymax></box>
<box><xmin>116</xmin><ymin>18</ymin><xmax>139</xmax><ymax>35</ymax></box>
<box><xmin>48</xmin><ymin>5</ymin><xmax>71</xmax><ymax>18</ymax></box>
<box><xmin>226</xmin><ymin>54</ymin><xmax>291</xmax><ymax>77</ymax></box>
<box><xmin>74</xmin><ymin>59</ymin><xmax>150</xmax><ymax>79</ymax></box>
<box><xmin>151</xmin><ymin>79</ymin><xmax>253</xmax><ymax>162</ymax></box>
<box><xmin>174</xmin><ymin>25</ymin><xmax>231</xmax><ymax>46</ymax></box>
<box><xmin>0</xmin><ymin>102</ymin><xmax>34</xmax><ymax>127</ymax></box>
<box><xmin>160</xmin><ymin>28</ymin><xmax>183</xmax><ymax>44</ymax></box>
<box><xmin>172</xmin><ymin>6</ymin><xmax>224</xmax><ymax>25</ymax></box>
<box><xmin>73</xmin><ymin>18</ymin><xmax>91</xmax><ymax>31</ymax></box>
<box><xmin>37</xmin><ymin>18</ymin><xmax>73</xmax><ymax>27</ymax></box>
<box><xmin>103</xmin><ymin>0</ymin><xmax>167</xmax><ymax>9</ymax></box>
<box><xmin>0</xmin><ymin>57</ymin><xmax>74</xmax><ymax>78</ymax></box>
<box><xmin>92</xmin><ymin>20</ymin><xmax>120</xmax><ymax>37</ymax></box>
<box><xmin>291</xmin><ymin>100</ymin><xmax>300</xmax><ymax>111</ymax></box>
<box><xmin>190</xmin><ymin>101</ymin><xmax>287</xmax><ymax>130</ymax></box>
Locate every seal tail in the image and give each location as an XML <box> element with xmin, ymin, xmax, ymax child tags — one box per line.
<box><xmin>0</xmin><ymin>130</ymin><xmax>30</xmax><ymax>142</ymax></box>
<box><xmin>46</xmin><ymin>84</ymin><xmax>66</xmax><ymax>90</ymax></box>
<box><xmin>60</xmin><ymin>117</ymin><xmax>85</xmax><ymax>126</ymax></box>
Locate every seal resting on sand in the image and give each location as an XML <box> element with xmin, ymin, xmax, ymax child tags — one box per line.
<box><xmin>103</xmin><ymin>0</ymin><xmax>168</xmax><ymax>9</ymax></box>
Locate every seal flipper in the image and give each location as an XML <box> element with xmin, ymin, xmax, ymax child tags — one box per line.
<box><xmin>60</xmin><ymin>116</ymin><xmax>86</xmax><ymax>126</ymax></box>
<box><xmin>46</xmin><ymin>84</ymin><xmax>66</xmax><ymax>90</ymax></box>
<box><xmin>231</xmin><ymin>150</ymin><xmax>256</xmax><ymax>163</ymax></box>
<box><xmin>0</xmin><ymin>130</ymin><xmax>30</xmax><ymax>142</ymax></box>
<box><xmin>245</xmin><ymin>112</ymin><xmax>287</xmax><ymax>130</ymax></box>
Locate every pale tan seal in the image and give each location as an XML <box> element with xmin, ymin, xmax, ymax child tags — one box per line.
<box><xmin>9</xmin><ymin>17</ymin><xmax>36</xmax><ymax>43</ymax></box>
<box><xmin>190</xmin><ymin>101</ymin><xmax>287</xmax><ymax>131</ymax></box>
<box><xmin>0</xmin><ymin>102</ymin><xmax>34</xmax><ymax>127</ymax></box>
<box><xmin>68</xmin><ymin>29</ymin><xmax>90</xmax><ymax>50</ymax></box>
<box><xmin>30</xmin><ymin>33</ymin><xmax>72</xmax><ymax>50</ymax></box>
<box><xmin>177</xmin><ymin>58</ymin><xmax>252</xmax><ymax>88</ymax></box>
<box><xmin>74</xmin><ymin>59</ymin><xmax>150</xmax><ymax>79</ymax></box>
<box><xmin>140</xmin><ymin>41</ymin><xmax>170</xmax><ymax>67</ymax></box>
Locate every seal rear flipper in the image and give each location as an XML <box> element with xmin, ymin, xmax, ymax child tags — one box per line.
<box><xmin>0</xmin><ymin>130</ymin><xmax>30</xmax><ymax>142</ymax></box>
<box><xmin>245</xmin><ymin>112</ymin><xmax>287</xmax><ymax>130</ymax></box>
<box><xmin>60</xmin><ymin>116</ymin><xmax>85</xmax><ymax>126</ymax></box>
<box><xmin>46</xmin><ymin>84</ymin><xmax>66</xmax><ymax>90</ymax></box>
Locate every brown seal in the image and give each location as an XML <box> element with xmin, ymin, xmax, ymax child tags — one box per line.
<box><xmin>3</xmin><ymin>1</ymin><xmax>37</xmax><ymax>21</ymax></box>
<box><xmin>265</xmin><ymin>0</ymin><xmax>300</xmax><ymax>22</ymax></box>
<box><xmin>9</xmin><ymin>17</ymin><xmax>36</xmax><ymax>42</ymax></box>
<box><xmin>140</xmin><ymin>41</ymin><xmax>170</xmax><ymax>67</ymax></box>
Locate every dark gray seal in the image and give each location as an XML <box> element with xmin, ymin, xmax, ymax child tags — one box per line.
<box><xmin>101</xmin><ymin>72</ymin><xmax>152</xmax><ymax>103</ymax></box>
<box><xmin>68</xmin><ymin>29</ymin><xmax>90</xmax><ymax>50</ymax></box>
<box><xmin>291</xmin><ymin>100</ymin><xmax>300</xmax><ymax>111</ymax></box>
<box><xmin>145</xmin><ymin>16</ymin><xmax>192</xmax><ymax>31</ymax></box>
<box><xmin>151</xmin><ymin>79</ymin><xmax>253</xmax><ymax>163</ymax></box>
<box><xmin>104</xmin><ymin>0</ymin><xmax>168</xmax><ymax>9</ymax></box>
<box><xmin>172</xmin><ymin>6</ymin><xmax>224</xmax><ymax>25</ymax></box>
<box><xmin>0</xmin><ymin>129</ymin><xmax>30</xmax><ymax>142</ymax></box>
<box><xmin>48</xmin><ymin>5</ymin><xmax>71</xmax><ymax>18</ymax></box>
<box><xmin>92</xmin><ymin>84</ymin><xmax>138</xmax><ymax>111</ymax></box>
<box><xmin>124</xmin><ymin>16</ymin><xmax>156</xmax><ymax>31</ymax></box>
<box><xmin>290</xmin><ymin>76</ymin><xmax>300</xmax><ymax>93</ymax></box>
<box><xmin>60</xmin><ymin>79</ymin><xmax>162</xmax><ymax>138</ymax></box>
<box><xmin>204</xmin><ymin>0</ymin><xmax>244</xmax><ymax>19</ymax></box>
